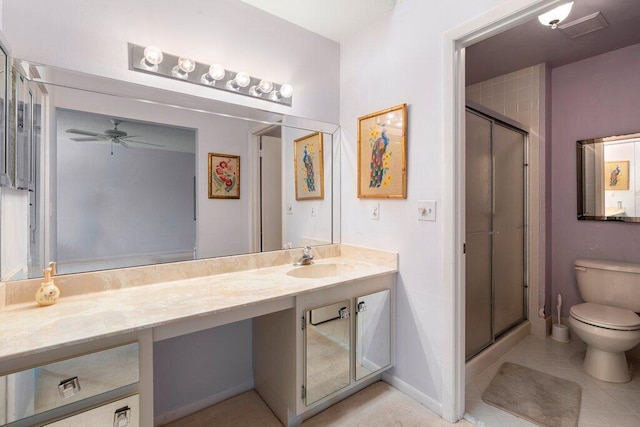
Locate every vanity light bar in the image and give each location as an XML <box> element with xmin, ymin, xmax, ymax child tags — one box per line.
<box><xmin>128</xmin><ymin>43</ymin><xmax>293</xmax><ymax>106</ymax></box>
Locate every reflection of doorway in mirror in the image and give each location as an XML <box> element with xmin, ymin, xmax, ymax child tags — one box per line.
<box><xmin>258</xmin><ymin>131</ymin><xmax>283</xmax><ymax>252</ymax></box>
<box><xmin>604</xmin><ymin>161</ymin><xmax>629</xmax><ymax>190</ymax></box>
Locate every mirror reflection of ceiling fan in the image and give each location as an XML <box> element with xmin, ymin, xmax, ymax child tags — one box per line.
<box><xmin>66</xmin><ymin>119</ymin><xmax>163</xmax><ymax>154</ymax></box>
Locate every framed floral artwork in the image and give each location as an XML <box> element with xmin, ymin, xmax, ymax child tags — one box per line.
<box><xmin>604</xmin><ymin>160</ymin><xmax>629</xmax><ymax>191</ymax></box>
<box><xmin>294</xmin><ymin>132</ymin><xmax>324</xmax><ymax>200</ymax></box>
<box><xmin>357</xmin><ymin>104</ymin><xmax>407</xmax><ymax>198</ymax></box>
<box><xmin>208</xmin><ymin>153</ymin><xmax>240</xmax><ymax>199</ymax></box>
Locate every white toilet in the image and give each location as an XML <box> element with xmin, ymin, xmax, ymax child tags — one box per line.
<box><xmin>569</xmin><ymin>259</ymin><xmax>640</xmax><ymax>383</ymax></box>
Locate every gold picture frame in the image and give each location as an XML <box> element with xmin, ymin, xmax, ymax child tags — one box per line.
<box><xmin>604</xmin><ymin>160</ymin><xmax>629</xmax><ymax>191</ymax></box>
<box><xmin>208</xmin><ymin>153</ymin><xmax>240</xmax><ymax>199</ymax></box>
<box><xmin>357</xmin><ymin>104</ymin><xmax>407</xmax><ymax>198</ymax></box>
<box><xmin>294</xmin><ymin>132</ymin><xmax>324</xmax><ymax>200</ymax></box>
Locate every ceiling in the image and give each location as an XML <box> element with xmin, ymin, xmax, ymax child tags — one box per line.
<box><xmin>466</xmin><ymin>0</ymin><xmax>640</xmax><ymax>84</ymax></box>
<box><xmin>239</xmin><ymin>0</ymin><xmax>399</xmax><ymax>43</ymax></box>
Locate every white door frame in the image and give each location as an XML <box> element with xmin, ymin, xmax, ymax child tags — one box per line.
<box><xmin>441</xmin><ymin>0</ymin><xmax>563</xmax><ymax>421</ymax></box>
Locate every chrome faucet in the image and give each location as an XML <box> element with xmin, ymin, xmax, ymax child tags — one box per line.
<box><xmin>294</xmin><ymin>246</ymin><xmax>314</xmax><ymax>266</ymax></box>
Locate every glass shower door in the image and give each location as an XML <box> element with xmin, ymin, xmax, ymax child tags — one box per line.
<box><xmin>465</xmin><ymin>110</ymin><xmax>493</xmax><ymax>359</ymax></box>
<box><xmin>493</xmin><ymin>123</ymin><xmax>525</xmax><ymax>335</ymax></box>
<box><xmin>465</xmin><ymin>109</ymin><xmax>526</xmax><ymax>361</ymax></box>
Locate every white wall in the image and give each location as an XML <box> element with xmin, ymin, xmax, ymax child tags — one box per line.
<box><xmin>339</xmin><ymin>0</ymin><xmax>503</xmax><ymax>410</ymax></box>
<box><xmin>2</xmin><ymin>0</ymin><xmax>340</xmax><ymax>123</ymax></box>
<box><xmin>0</xmin><ymin>188</ymin><xmax>28</xmax><ymax>281</ymax></box>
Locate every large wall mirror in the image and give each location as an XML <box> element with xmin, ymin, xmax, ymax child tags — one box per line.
<box><xmin>577</xmin><ymin>132</ymin><xmax>640</xmax><ymax>222</ymax></box>
<box><xmin>1</xmin><ymin>59</ymin><xmax>340</xmax><ymax>281</ymax></box>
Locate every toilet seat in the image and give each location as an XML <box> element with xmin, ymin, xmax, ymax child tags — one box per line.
<box><xmin>570</xmin><ymin>303</ymin><xmax>640</xmax><ymax>331</ymax></box>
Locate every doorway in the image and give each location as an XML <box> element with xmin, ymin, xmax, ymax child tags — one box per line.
<box><xmin>257</xmin><ymin>127</ymin><xmax>282</xmax><ymax>252</ymax></box>
<box><xmin>465</xmin><ymin>107</ymin><xmax>528</xmax><ymax>360</ymax></box>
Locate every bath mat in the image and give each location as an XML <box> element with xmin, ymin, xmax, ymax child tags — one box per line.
<box><xmin>482</xmin><ymin>362</ymin><xmax>581</xmax><ymax>427</ymax></box>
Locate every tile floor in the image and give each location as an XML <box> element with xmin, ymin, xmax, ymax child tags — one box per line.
<box><xmin>465</xmin><ymin>335</ymin><xmax>640</xmax><ymax>427</ymax></box>
<box><xmin>167</xmin><ymin>381</ymin><xmax>474</xmax><ymax>426</ymax></box>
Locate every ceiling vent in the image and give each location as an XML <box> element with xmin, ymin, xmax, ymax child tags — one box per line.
<box><xmin>559</xmin><ymin>11</ymin><xmax>608</xmax><ymax>39</ymax></box>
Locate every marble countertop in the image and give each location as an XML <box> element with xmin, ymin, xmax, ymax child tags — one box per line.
<box><xmin>0</xmin><ymin>251</ymin><xmax>396</xmax><ymax>364</ymax></box>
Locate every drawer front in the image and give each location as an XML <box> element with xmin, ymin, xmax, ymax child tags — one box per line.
<box><xmin>45</xmin><ymin>394</ymin><xmax>139</xmax><ymax>427</ymax></box>
<box><xmin>2</xmin><ymin>343</ymin><xmax>138</xmax><ymax>424</ymax></box>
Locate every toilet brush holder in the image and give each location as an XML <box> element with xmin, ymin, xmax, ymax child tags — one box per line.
<box><xmin>551</xmin><ymin>323</ymin><xmax>570</xmax><ymax>343</ymax></box>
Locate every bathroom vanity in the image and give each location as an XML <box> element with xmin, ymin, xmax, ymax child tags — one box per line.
<box><xmin>0</xmin><ymin>244</ymin><xmax>396</xmax><ymax>426</ymax></box>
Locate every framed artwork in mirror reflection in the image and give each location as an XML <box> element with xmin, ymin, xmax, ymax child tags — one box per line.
<box><xmin>294</xmin><ymin>132</ymin><xmax>324</xmax><ymax>200</ymax></box>
<box><xmin>604</xmin><ymin>160</ymin><xmax>629</xmax><ymax>191</ymax></box>
<box><xmin>208</xmin><ymin>153</ymin><xmax>240</xmax><ymax>199</ymax></box>
<box><xmin>357</xmin><ymin>103</ymin><xmax>407</xmax><ymax>198</ymax></box>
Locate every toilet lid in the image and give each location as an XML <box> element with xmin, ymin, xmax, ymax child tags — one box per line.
<box><xmin>570</xmin><ymin>303</ymin><xmax>640</xmax><ymax>331</ymax></box>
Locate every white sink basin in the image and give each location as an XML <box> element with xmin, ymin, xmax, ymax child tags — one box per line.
<box><xmin>287</xmin><ymin>263</ymin><xmax>351</xmax><ymax>279</ymax></box>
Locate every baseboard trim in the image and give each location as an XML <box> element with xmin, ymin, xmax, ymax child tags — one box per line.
<box><xmin>154</xmin><ymin>379</ymin><xmax>254</xmax><ymax>426</ymax></box>
<box><xmin>382</xmin><ymin>372</ymin><xmax>442</xmax><ymax>417</ymax></box>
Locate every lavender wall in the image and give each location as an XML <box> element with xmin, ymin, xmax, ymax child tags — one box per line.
<box><xmin>551</xmin><ymin>43</ymin><xmax>640</xmax><ymax>317</ymax></box>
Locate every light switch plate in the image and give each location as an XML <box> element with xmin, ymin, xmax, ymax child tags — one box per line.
<box><xmin>286</xmin><ymin>202</ymin><xmax>293</xmax><ymax>215</ymax></box>
<box><xmin>418</xmin><ymin>200</ymin><xmax>436</xmax><ymax>221</ymax></box>
<box><xmin>311</xmin><ymin>204</ymin><xmax>317</xmax><ymax>217</ymax></box>
<box><xmin>371</xmin><ymin>202</ymin><xmax>380</xmax><ymax>220</ymax></box>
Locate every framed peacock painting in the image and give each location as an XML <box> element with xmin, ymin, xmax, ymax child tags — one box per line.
<box><xmin>294</xmin><ymin>132</ymin><xmax>324</xmax><ymax>200</ymax></box>
<box><xmin>357</xmin><ymin>104</ymin><xmax>407</xmax><ymax>198</ymax></box>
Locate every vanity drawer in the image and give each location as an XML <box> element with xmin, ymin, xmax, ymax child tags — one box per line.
<box><xmin>2</xmin><ymin>342</ymin><xmax>139</xmax><ymax>424</ymax></box>
<box><xmin>44</xmin><ymin>394</ymin><xmax>139</xmax><ymax>426</ymax></box>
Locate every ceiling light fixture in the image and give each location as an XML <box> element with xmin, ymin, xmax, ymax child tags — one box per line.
<box><xmin>538</xmin><ymin>2</ymin><xmax>574</xmax><ymax>29</ymax></box>
<box><xmin>129</xmin><ymin>43</ymin><xmax>293</xmax><ymax>106</ymax></box>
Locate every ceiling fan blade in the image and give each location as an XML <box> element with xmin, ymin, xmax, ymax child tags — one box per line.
<box><xmin>125</xmin><ymin>140</ymin><xmax>164</xmax><ymax>147</ymax></box>
<box><xmin>70</xmin><ymin>137</ymin><xmax>102</xmax><ymax>142</ymax></box>
<box><xmin>120</xmin><ymin>135</ymin><xmax>141</xmax><ymax>140</ymax></box>
<box><xmin>66</xmin><ymin>128</ymin><xmax>107</xmax><ymax>138</ymax></box>
<box><xmin>119</xmin><ymin>141</ymin><xmax>133</xmax><ymax>149</ymax></box>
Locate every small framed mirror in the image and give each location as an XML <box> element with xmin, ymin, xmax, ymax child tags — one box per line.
<box><xmin>577</xmin><ymin>132</ymin><xmax>640</xmax><ymax>222</ymax></box>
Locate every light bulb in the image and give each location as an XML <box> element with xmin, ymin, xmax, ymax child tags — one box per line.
<box><xmin>140</xmin><ymin>45</ymin><xmax>163</xmax><ymax>71</ymax></box>
<box><xmin>225</xmin><ymin>71</ymin><xmax>251</xmax><ymax>91</ymax></box>
<box><xmin>249</xmin><ymin>79</ymin><xmax>274</xmax><ymax>97</ymax></box>
<box><xmin>172</xmin><ymin>57</ymin><xmax>196</xmax><ymax>79</ymax></box>
<box><xmin>279</xmin><ymin>84</ymin><xmax>293</xmax><ymax>98</ymax></box>
<box><xmin>209</xmin><ymin>64</ymin><xmax>226</xmax><ymax>81</ymax></box>
<box><xmin>201</xmin><ymin>64</ymin><xmax>226</xmax><ymax>85</ymax></box>
<box><xmin>538</xmin><ymin>2</ymin><xmax>574</xmax><ymax>29</ymax></box>
<box><xmin>235</xmin><ymin>72</ymin><xmax>251</xmax><ymax>88</ymax></box>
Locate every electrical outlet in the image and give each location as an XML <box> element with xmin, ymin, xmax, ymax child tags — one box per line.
<box><xmin>418</xmin><ymin>200</ymin><xmax>436</xmax><ymax>221</ymax></box>
<box><xmin>371</xmin><ymin>202</ymin><xmax>380</xmax><ymax>220</ymax></box>
<box><xmin>311</xmin><ymin>205</ymin><xmax>317</xmax><ymax>217</ymax></box>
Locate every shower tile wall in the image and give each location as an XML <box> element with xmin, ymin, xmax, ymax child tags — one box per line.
<box><xmin>466</xmin><ymin>64</ymin><xmax>542</xmax><ymax>132</ymax></box>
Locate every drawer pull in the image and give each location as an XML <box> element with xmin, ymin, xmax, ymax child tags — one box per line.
<box><xmin>58</xmin><ymin>376</ymin><xmax>81</xmax><ymax>399</ymax></box>
<box><xmin>114</xmin><ymin>405</ymin><xmax>132</xmax><ymax>427</ymax></box>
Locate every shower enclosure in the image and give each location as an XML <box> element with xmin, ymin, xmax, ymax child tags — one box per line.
<box><xmin>465</xmin><ymin>106</ymin><xmax>527</xmax><ymax>361</ymax></box>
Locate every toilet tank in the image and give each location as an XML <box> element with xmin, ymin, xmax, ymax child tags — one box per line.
<box><xmin>574</xmin><ymin>259</ymin><xmax>640</xmax><ymax>312</ymax></box>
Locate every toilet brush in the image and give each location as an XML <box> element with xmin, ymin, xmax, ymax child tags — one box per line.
<box><xmin>557</xmin><ymin>294</ymin><xmax>562</xmax><ymax>326</ymax></box>
<box><xmin>552</xmin><ymin>293</ymin><xmax>570</xmax><ymax>343</ymax></box>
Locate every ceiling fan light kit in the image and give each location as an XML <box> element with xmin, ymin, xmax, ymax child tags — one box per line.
<box><xmin>129</xmin><ymin>43</ymin><xmax>293</xmax><ymax>106</ymax></box>
<box><xmin>66</xmin><ymin>119</ymin><xmax>163</xmax><ymax>155</ymax></box>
